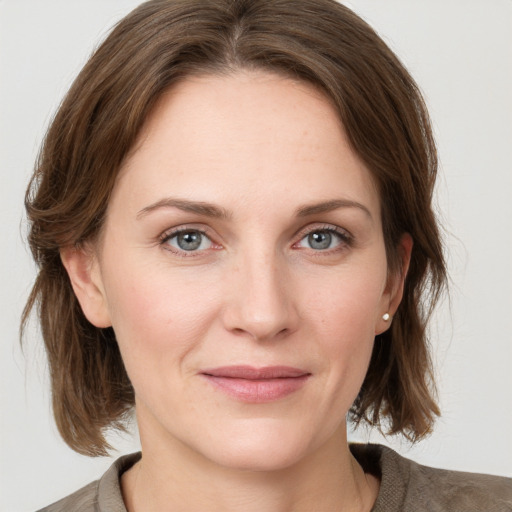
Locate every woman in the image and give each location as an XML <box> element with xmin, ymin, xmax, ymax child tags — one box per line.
<box><xmin>20</xmin><ymin>0</ymin><xmax>511</xmax><ymax>511</ymax></box>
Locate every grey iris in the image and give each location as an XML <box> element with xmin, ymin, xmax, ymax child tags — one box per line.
<box><xmin>308</xmin><ymin>231</ymin><xmax>332</xmax><ymax>250</ymax></box>
<box><xmin>177</xmin><ymin>231</ymin><xmax>202</xmax><ymax>251</ymax></box>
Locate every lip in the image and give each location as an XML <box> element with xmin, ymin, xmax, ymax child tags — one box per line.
<box><xmin>200</xmin><ymin>365</ymin><xmax>311</xmax><ymax>403</ymax></box>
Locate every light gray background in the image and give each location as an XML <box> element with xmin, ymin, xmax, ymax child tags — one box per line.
<box><xmin>1</xmin><ymin>1</ymin><xmax>511</xmax><ymax>510</ymax></box>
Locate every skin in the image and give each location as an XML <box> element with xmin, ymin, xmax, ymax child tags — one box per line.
<box><xmin>62</xmin><ymin>70</ymin><xmax>411</xmax><ymax>511</ymax></box>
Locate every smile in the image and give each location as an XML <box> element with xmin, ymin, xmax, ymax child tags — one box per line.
<box><xmin>200</xmin><ymin>365</ymin><xmax>311</xmax><ymax>403</ymax></box>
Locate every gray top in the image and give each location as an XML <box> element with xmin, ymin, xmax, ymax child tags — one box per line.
<box><xmin>38</xmin><ymin>444</ymin><xmax>512</xmax><ymax>511</ymax></box>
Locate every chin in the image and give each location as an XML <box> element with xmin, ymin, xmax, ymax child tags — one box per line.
<box><xmin>195</xmin><ymin>419</ymin><xmax>317</xmax><ymax>472</ymax></box>
<box><xmin>211</xmin><ymin>444</ymin><xmax>308</xmax><ymax>473</ymax></box>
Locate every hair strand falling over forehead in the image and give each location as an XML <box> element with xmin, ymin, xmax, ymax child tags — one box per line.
<box><xmin>22</xmin><ymin>0</ymin><xmax>446</xmax><ymax>456</ymax></box>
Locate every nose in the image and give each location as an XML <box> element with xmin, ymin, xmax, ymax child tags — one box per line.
<box><xmin>221</xmin><ymin>249</ymin><xmax>299</xmax><ymax>341</ymax></box>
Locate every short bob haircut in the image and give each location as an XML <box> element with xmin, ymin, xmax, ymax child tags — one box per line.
<box><xmin>23</xmin><ymin>0</ymin><xmax>446</xmax><ymax>456</ymax></box>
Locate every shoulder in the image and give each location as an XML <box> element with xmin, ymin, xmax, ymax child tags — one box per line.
<box><xmin>351</xmin><ymin>443</ymin><xmax>512</xmax><ymax>512</ymax></box>
<box><xmin>401</xmin><ymin>454</ymin><xmax>512</xmax><ymax>512</ymax></box>
<box><xmin>36</xmin><ymin>480</ymin><xmax>99</xmax><ymax>512</ymax></box>
<box><xmin>36</xmin><ymin>453</ymin><xmax>141</xmax><ymax>512</ymax></box>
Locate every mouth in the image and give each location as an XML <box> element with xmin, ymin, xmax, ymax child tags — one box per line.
<box><xmin>200</xmin><ymin>365</ymin><xmax>311</xmax><ymax>403</ymax></box>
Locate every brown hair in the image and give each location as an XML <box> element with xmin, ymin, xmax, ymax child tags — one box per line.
<box><xmin>22</xmin><ymin>0</ymin><xmax>446</xmax><ymax>456</ymax></box>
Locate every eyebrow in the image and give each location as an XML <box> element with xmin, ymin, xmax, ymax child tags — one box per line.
<box><xmin>137</xmin><ymin>197</ymin><xmax>371</xmax><ymax>221</ymax></box>
<box><xmin>296</xmin><ymin>199</ymin><xmax>372</xmax><ymax>219</ymax></box>
<box><xmin>137</xmin><ymin>197</ymin><xmax>231</xmax><ymax>220</ymax></box>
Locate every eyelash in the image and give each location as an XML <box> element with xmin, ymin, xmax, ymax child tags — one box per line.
<box><xmin>159</xmin><ymin>226</ymin><xmax>218</xmax><ymax>257</ymax></box>
<box><xmin>158</xmin><ymin>224</ymin><xmax>353</xmax><ymax>257</ymax></box>
<box><xmin>293</xmin><ymin>225</ymin><xmax>354</xmax><ymax>253</ymax></box>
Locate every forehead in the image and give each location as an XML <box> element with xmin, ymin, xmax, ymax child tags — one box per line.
<box><xmin>113</xmin><ymin>70</ymin><xmax>380</xmax><ymax>218</ymax></box>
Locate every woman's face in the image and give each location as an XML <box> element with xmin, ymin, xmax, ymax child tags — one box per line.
<box><xmin>75</xmin><ymin>71</ymin><xmax>407</xmax><ymax>471</ymax></box>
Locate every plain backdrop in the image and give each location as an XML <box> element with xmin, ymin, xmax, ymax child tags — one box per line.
<box><xmin>1</xmin><ymin>1</ymin><xmax>511</xmax><ymax>510</ymax></box>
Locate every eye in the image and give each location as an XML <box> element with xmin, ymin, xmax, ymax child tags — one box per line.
<box><xmin>297</xmin><ymin>228</ymin><xmax>348</xmax><ymax>251</ymax></box>
<box><xmin>164</xmin><ymin>229</ymin><xmax>213</xmax><ymax>252</ymax></box>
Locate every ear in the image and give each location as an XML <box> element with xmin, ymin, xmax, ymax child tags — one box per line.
<box><xmin>375</xmin><ymin>233</ymin><xmax>413</xmax><ymax>335</ymax></box>
<box><xmin>60</xmin><ymin>245</ymin><xmax>112</xmax><ymax>328</ymax></box>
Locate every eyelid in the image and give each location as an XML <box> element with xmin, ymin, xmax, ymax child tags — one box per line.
<box><xmin>294</xmin><ymin>223</ymin><xmax>353</xmax><ymax>243</ymax></box>
<box><xmin>159</xmin><ymin>224</ymin><xmax>210</xmax><ymax>242</ymax></box>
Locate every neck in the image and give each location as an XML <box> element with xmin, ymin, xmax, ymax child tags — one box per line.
<box><xmin>122</xmin><ymin>421</ymin><xmax>378</xmax><ymax>512</ymax></box>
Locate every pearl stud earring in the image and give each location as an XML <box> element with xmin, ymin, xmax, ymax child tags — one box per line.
<box><xmin>382</xmin><ymin>313</ymin><xmax>391</xmax><ymax>321</ymax></box>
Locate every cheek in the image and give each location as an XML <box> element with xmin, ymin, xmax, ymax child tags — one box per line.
<box><xmin>301</xmin><ymin>265</ymin><xmax>386</xmax><ymax>390</ymax></box>
<box><xmin>304</xmin><ymin>263</ymin><xmax>386</xmax><ymax>335</ymax></box>
<box><xmin>102</xmin><ymin>258</ymin><xmax>222</xmax><ymax>369</ymax></box>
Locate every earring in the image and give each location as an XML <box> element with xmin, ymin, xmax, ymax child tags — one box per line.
<box><xmin>382</xmin><ymin>313</ymin><xmax>391</xmax><ymax>321</ymax></box>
